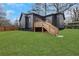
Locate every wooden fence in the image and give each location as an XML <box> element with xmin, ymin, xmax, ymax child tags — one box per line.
<box><xmin>0</xmin><ymin>26</ymin><xmax>17</xmax><ymax>31</ymax></box>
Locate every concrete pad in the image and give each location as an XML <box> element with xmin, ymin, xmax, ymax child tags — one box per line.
<box><xmin>57</xmin><ymin>35</ymin><xmax>64</xmax><ymax>38</ymax></box>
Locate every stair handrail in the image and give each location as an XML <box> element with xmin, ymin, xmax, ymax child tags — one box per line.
<box><xmin>40</xmin><ymin>20</ymin><xmax>59</xmax><ymax>31</ymax></box>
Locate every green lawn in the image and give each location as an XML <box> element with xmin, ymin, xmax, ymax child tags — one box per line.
<box><xmin>0</xmin><ymin>29</ymin><xmax>79</xmax><ymax>56</ymax></box>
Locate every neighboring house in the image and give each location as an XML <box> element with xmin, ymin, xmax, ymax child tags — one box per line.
<box><xmin>19</xmin><ymin>13</ymin><xmax>65</xmax><ymax>31</ymax></box>
<box><xmin>66</xmin><ymin>20</ymin><xmax>79</xmax><ymax>28</ymax></box>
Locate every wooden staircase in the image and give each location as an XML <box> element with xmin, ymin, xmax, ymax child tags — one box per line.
<box><xmin>34</xmin><ymin>20</ymin><xmax>59</xmax><ymax>36</ymax></box>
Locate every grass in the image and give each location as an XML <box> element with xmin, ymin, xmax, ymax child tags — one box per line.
<box><xmin>0</xmin><ymin>29</ymin><xmax>79</xmax><ymax>56</ymax></box>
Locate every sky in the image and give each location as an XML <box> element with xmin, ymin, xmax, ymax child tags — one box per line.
<box><xmin>1</xmin><ymin>3</ymin><xmax>33</xmax><ymax>23</ymax></box>
<box><xmin>0</xmin><ymin>3</ymin><xmax>78</xmax><ymax>24</ymax></box>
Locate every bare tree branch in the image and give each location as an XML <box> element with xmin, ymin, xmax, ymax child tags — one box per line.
<box><xmin>49</xmin><ymin>3</ymin><xmax>77</xmax><ymax>13</ymax></box>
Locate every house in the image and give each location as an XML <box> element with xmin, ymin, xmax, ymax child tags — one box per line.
<box><xmin>19</xmin><ymin>13</ymin><xmax>65</xmax><ymax>35</ymax></box>
<box><xmin>19</xmin><ymin>13</ymin><xmax>45</xmax><ymax>30</ymax></box>
<box><xmin>45</xmin><ymin>13</ymin><xmax>65</xmax><ymax>29</ymax></box>
<box><xmin>66</xmin><ymin>21</ymin><xmax>79</xmax><ymax>29</ymax></box>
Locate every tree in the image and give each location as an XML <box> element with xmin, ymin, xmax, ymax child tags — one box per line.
<box><xmin>32</xmin><ymin>3</ymin><xmax>77</xmax><ymax>15</ymax></box>
<box><xmin>0</xmin><ymin>4</ymin><xmax>6</xmax><ymax>19</ymax></box>
<box><xmin>32</xmin><ymin>3</ymin><xmax>43</xmax><ymax>15</ymax></box>
<box><xmin>0</xmin><ymin>19</ymin><xmax>12</xmax><ymax>26</ymax></box>
<box><xmin>49</xmin><ymin>3</ymin><xmax>77</xmax><ymax>13</ymax></box>
<box><xmin>14</xmin><ymin>19</ymin><xmax>19</xmax><ymax>27</ymax></box>
<box><xmin>32</xmin><ymin>3</ymin><xmax>49</xmax><ymax>16</ymax></box>
<box><xmin>0</xmin><ymin>4</ymin><xmax>12</xmax><ymax>26</ymax></box>
<box><xmin>69</xmin><ymin>6</ymin><xmax>79</xmax><ymax>22</ymax></box>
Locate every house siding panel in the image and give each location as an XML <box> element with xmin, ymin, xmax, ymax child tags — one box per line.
<box><xmin>57</xmin><ymin>14</ymin><xmax>64</xmax><ymax>28</ymax></box>
<box><xmin>27</xmin><ymin>14</ymin><xmax>33</xmax><ymax>29</ymax></box>
<box><xmin>34</xmin><ymin>16</ymin><xmax>43</xmax><ymax>22</ymax></box>
<box><xmin>45</xmin><ymin>16</ymin><xmax>52</xmax><ymax>24</ymax></box>
<box><xmin>19</xmin><ymin>14</ymin><xmax>25</xmax><ymax>28</ymax></box>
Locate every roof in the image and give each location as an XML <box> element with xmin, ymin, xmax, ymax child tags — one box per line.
<box><xmin>19</xmin><ymin>12</ymin><xmax>65</xmax><ymax>21</ymax></box>
<box><xmin>45</xmin><ymin>13</ymin><xmax>64</xmax><ymax>17</ymax></box>
<box><xmin>19</xmin><ymin>13</ymin><xmax>44</xmax><ymax>21</ymax></box>
<box><xmin>45</xmin><ymin>13</ymin><xmax>65</xmax><ymax>20</ymax></box>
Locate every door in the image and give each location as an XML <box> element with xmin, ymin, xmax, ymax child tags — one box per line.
<box><xmin>25</xmin><ymin>16</ymin><xmax>29</xmax><ymax>29</ymax></box>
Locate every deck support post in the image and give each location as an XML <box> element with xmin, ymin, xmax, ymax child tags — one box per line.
<box><xmin>42</xmin><ymin>27</ymin><xmax>43</xmax><ymax>32</ymax></box>
<box><xmin>42</xmin><ymin>24</ymin><xmax>44</xmax><ymax>32</ymax></box>
<box><xmin>34</xmin><ymin>27</ymin><xmax>35</xmax><ymax>32</ymax></box>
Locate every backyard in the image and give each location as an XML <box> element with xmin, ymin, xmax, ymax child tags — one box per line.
<box><xmin>0</xmin><ymin>29</ymin><xmax>79</xmax><ymax>56</ymax></box>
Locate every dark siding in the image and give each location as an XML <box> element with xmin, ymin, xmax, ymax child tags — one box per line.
<box><xmin>28</xmin><ymin>14</ymin><xmax>33</xmax><ymax>29</ymax></box>
<box><xmin>56</xmin><ymin>14</ymin><xmax>65</xmax><ymax>29</ymax></box>
<box><xmin>33</xmin><ymin>13</ymin><xmax>45</xmax><ymax>22</ymax></box>
<box><xmin>52</xmin><ymin>15</ymin><xmax>58</xmax><ymax>27</ymax></box>
<box><xmin>25</xmin><ymin>16</ymin><xmax>29</xmax><ymax>29</ymax></box>
<box><xmin>45</xmin><ymin>16</ymin><xmax>53</xmax><ymax>24</ymax></box>
<box><xmin>45</xmin><ymin>15</ymin><xmax>58</xmax><ymax>27</ymax></box>
<box><xmin>45</xmin><ymin>13</ymin><xmax>65</xmax><ymax>29</ymax></box>
<box><xmin>19</xmin><ymin>14</ymin><xmax>26</xmax><ymax>29</ymax></box>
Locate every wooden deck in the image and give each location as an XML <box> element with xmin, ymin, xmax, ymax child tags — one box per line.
<box><xmin>34</xmin><ymin>20</ymin><xmax>59</xmax><ymax>36</ymax></box>
<box><xmin>34</xmin><ymin>21</ymin><xmax>43</xmax><ymax>27</ymax></box>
